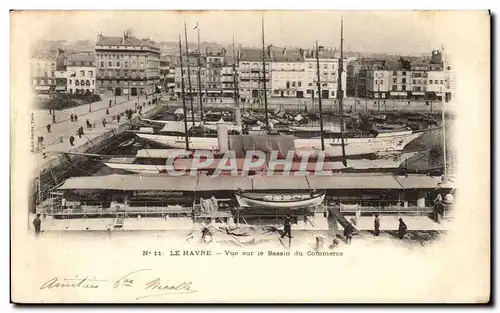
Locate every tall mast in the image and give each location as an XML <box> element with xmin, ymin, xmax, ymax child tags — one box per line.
<box><xmin>196</xmin><ymin>23</ymin><xmax>204</xmax><ymax>122</ymax></box>
<box><xmin>178</xmin><ymin>34</ymin><xmax>190</xmax><ymax>150</ymax></box>
<box><xmin>315</xmin><ymin>41</ymin><xmax>325</xmax><ymax>151</ymax></box>
<box><xmin>184</xmin><ymin>22</ymin><xmax>196</xmax><ymax>125</ymax></box>
<box><xmin>338</xmin><ymin>17</ymin><xmax>347</xmax><ymax>166</ymax></box>
<box><xmin>232</xmin><ymin>32</ymin><xmax>242</xmax><ymax>127</ymax></box>
<box><xmin>261</xmin><ymin>15</ymin><xmax>270</xmax><ymax>133</ymax></box>
<box><xmin>441</xmin><ymin>45</ymin><xmax>447</xmax><ymax>179</ymax></box>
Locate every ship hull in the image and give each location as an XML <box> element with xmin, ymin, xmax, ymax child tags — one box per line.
<box><xmin>135</xmin><ymin>131</ymin><xmax>424</xmax><ymax>157</ymax></box>
<box><xmin>103</xmin><ymin>162</ymin><xmax>169</xmax><ymax>174</ymax></box>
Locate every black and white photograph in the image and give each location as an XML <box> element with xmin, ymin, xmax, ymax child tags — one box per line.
<box><xmin>10</xmin><ymin>10</ymin><xmax>490</xmax><ymax>303</ymax></box>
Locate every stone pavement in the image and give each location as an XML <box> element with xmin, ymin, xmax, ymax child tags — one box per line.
<box><xmin>33</xmin><ymin>94</ymin><xmax>161</xmax><ymax>168</ymax></box>
<box><xmin>354</xmin><ymin>215</ymin><xmax>450</xmax><ymax>231</ymax></box>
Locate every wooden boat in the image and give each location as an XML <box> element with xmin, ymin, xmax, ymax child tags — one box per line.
<box><xmin>235</xmin><ymin>190</ymin><xmax>326</xmax><ymax>209</ymax></box>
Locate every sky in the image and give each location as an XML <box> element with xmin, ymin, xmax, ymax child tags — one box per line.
<box><xmin>13</xmin><ymin>11</ymin><xmax>453</xmax><ymax>55</ymax></box>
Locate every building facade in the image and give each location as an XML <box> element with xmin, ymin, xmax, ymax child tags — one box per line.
<box><xmin>221</xmin><ymin>55</ymin><xmax>238</xmax><ymax>98</ymax></box>
<box><xmin>302</xmin><ymin>47</ymin><xmax>347</xmax><ymax>100</ymax></box>
<box><xmin>270</xmin><ymin>48</ymin><xmax>307</xmax><ymax>98</ymax></box>
<box><xmin>206</xmin><ymin>50</ymin><xmax>225</xmax><ymax>99</ymax></box>
<box><xmin>66</xmin><ymin>53</ymin><xmax>96</xmax><ymax>94</ymax></box>
<box><xmin>95</xmin><ymin>32</ymin><xmax>161</xmax><ymax>97</ymax></box>
<box><xmin>173</xmin><ymin>53</ymin><xmax>207</xmax><ymax>99</ymax></box>
<box><xmin>238</xmin><ymin>48</ymin><xmax>271</xmax><ymax>104</ymax></box>
<box><xmin>30</xmin><ymin>55</ymin><xmax>57</xmax><ymax>95</ymax></box>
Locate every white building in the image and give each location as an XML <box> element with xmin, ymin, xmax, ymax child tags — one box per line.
<box><xmin>365</xmin><ymin>69</ymin><xmax>391</xmax><ymax>99</ymax></box>
<box><xmin>66</xmin><ymin>53</ymin><xmax>96</xmax><ymax>95</ymax></box>
<box><xmin>303</xmin><ymin>47</ymin><xmax>347</xmax><ymax>100</ymax></box>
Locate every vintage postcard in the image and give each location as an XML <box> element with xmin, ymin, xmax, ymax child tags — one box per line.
<box><xmin>10</xmin><ymin>10</ymin><xmax>490</xmax><ymax>303</ymax></box>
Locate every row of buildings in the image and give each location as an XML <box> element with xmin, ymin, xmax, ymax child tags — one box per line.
<box><xmin>173</xmin><ymin>45</ymin><xmax>350</xmax><ymax>103</ymax></box>
<box><xmin>30</xmin><ymin>31</ymin><xmax>454</xmax><ymax>103</ymax></box>
<box><xmin>30</xmin><ymin>31</ymin><xmax>164</xmax><ymax>97</ymax></box>
<box><xmin>347</xmin><ymin>51</ymin><xmax>454</xmax><ymax>102</ymax></box>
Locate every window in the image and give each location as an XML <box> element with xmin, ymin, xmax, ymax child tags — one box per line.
<box><xmin>51</xmin><ymin>71</ymin><xmax>55</xmax><ymax>77</ymax></box>
<box><xmin>286</xmin><ymin>81</ymin><xmax>290</xmax><ymax>89</ymax></box>
<box><xmin>322</xmin><ymin>83</ymin><xmax>327</xmax><ymax>87</ymax></box>
<box><xmin>306</xmin><ymin>89</ymin><xmax>312</xmax><ymax>94</ymax></box>
<box><xmin>308</xmin><ymin>83</ymin><xmax>312</xmax><ymax>86</ymax></box>
<box><xmin>80</xmin><ymin>79</ymin><xmax>85</xmax><ymax>86</ymax></box>
<box><xmin>412</xmin><ymin>79</ymin><xmax>417</xmax><ymax>84</ymax></box>
<box><xmin>117</xmin><ymin>62</ymin><xmax>120</xmax><ymax>67</ymax></box>
<box><xmin>402</xmin><ymin>71</ymin><xmax>406</xmax><ymax>76</ymax></box>
<box><xmin>423</xmin><ymin>80</ymin><xmax>427</xmax><ymax>84</ymax></box>
<box><xmin>393</xmin><ymin>78</ymin><xmax>397</xmax><ymax>83</ymax></box>
<box><xmin>393</xmin><ymin>71</ymin><xmax>397</xmax><ymax>75</ymax></box>
<box><xmin>124</xmin><ymin>62</ymin><xmax>128</xmax><ymax>68</ymax></box>
<box><xmin>434</xmin><ymin>80</ymin><xmax>438</xmax><ymax>84</ymax></box>
<box><xmin>429</xmin><ymin>80</ymin><xmax>433</xmax><ymax>84</ymax></box>
<box><xmin>92</xmin><ymin>80</ymin><xmax>94</xmax><ymax>86</ymax></box>
<box><xmin>440</xmin><ymin>80</ymin><xmax>444</xmax><ymax>84</ymax></box>
<box><xmin>418</xmin><ymin>79</ymin><xmax>421</xmax><ymax>84</ymax></box>
<box><xmin>292</xmin><ymin>82</ymin><xmax>296</xmax><ymax>88</ymax></box>
<box><xmin>402</xmin><ymin>78</ymin><xmax>406</xmax><ymax>84</ymax></box>
<box><xmin>392</xmin><ymin>85</ymin><xmax>397</xmax><ymax>91</ymax></box>
<box><xmin>100</xmin><ymin>61</ymin><xmax>104</xmax><ymax>68</ymax></box>
<box><xmin>108</xmin><ymin>61</ymin><xmax>112</xmax><ymax>67</ymax></box>
<box><xmin>402</xmin><ymin>85</ymin><xmax>406</xmax><ymax>91</ymax></box>
<box><xmin>331</xmin><ymin>91</ymin><xmax>335</xmax><ymax>97</ymax></box>
<box><xmin>89</xmin><ymin>71</ymin><xmax>93</xmax><ymax>77</ymax></box>
<box><xmin>75</xmin><ymin>80</ymin><xmax>80</xmax><ymax>86</ymax></box>
<box><xmin>80</xmin><ymin>70</ymin><xmax>85</xmax><ymax>77</ymax></box>
<box><xmin>86</xmin><ymin>80</ymin><xmax>90</xmax><ymax>86</ymax></box>
<box><xmin>298</xmin><ymin>81</ymin><xmax>302</xmax><ymax>87</ymax></box>
<box><xmin>323</xmin><ymin>64</ymin><xmax>327</xmax><ymax>69</ymax></box>
<box><xmin>274</xmin><ymin>90</ymin><xmax>280</xmax><ymax>95</ymax></box>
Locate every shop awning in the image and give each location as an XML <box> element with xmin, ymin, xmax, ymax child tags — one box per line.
<box><xmin>411</xmin><ymin>92</ymin><xmax>425</xmax><ymax>96</ymax></box>
<box><xmin>55</xmin><ymin>86</ymin><xmax>66</xmax><ymax>91</ymax></box>
<box><xmin>35</xmin><ymin>86</ymin><xmax>51</xmax><ymax>91</ymax></box>
<box><xmin>390</xmin><ymin>91</ymin><xmax>407</xmax><ymax>96</ymax></box>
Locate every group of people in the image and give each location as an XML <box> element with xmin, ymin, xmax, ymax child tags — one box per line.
<box><xmin>280</xmin><ymin>212</ymin><xmax>409</xmax><ymax>246</ymax></box>
<box><xmin>42</xmin><ymin>103</ymin><xmax>146</xmax><ymax>150</ymax></box>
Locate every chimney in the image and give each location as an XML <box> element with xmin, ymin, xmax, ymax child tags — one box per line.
<box><xmin>96</xmin><ymin>32</ymin><xmax>103</xmax><ymax>43</ymax></box>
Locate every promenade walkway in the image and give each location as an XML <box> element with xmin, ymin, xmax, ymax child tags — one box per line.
<box><xmin>33</xmin><ymin>94</ymin><xmax>161</xmax><ymax>169</ymax></box>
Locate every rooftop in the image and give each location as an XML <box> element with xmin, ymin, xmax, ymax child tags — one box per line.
<box><xmin>96</xmin><ymin>33</ymin><xmax>160</xmax><ymax>49</ymax></box>
<box><xmin>270</xmin><ymin>47</ymin><xmax>305</xmax><ymax>62</ymax></box>
<box><xmin>67</xmin><ymin>53</ymin><xmax>96</xmax><ymax>63</ymax></box>
<box><xmin>239</xmin><ymin>48</ymin><xmax>270</xmax><ymax>62</ymax></box>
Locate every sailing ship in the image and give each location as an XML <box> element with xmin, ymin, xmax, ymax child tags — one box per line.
<box><xmin>134</xmin><ymin>19</ymin><xmax>425</xmax><ymax>156</ymax></box>
<box><xmin>235</xmin><ymin>190</ymin><xmax>326</xmax><ymax>209</ymax></box>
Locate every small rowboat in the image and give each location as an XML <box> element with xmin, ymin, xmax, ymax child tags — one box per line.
<box><xmin>235</xmin><ymin>191</ymin><xmax>325</xmax><ymax>209</ymax></box>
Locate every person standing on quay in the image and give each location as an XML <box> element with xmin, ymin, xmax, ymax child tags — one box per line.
<box><xmin>398</xmin><ymin>218</ymin><xmax>407</xmax><ymax>239</ymax></box>
<box><xmin>70</xmin><ymin>114</ymin><xmax>74</xmax><ymax>122</ymax></box>
<box><xmin>69</xmin><ymin>135</ymin><xmax>75</xmax><ymax>146</ymax></box>
<box><xmin>281</xmin><ymin>214</ymin><xmax>292</xmax><ymax>239</ymax></box>
<box><xmin>33</xmin><ymin>213</ymin><xmax>41</xmax><ymax>235</ymax></box>
<box><xmin>46</xmin><ymin>124</ymin><xmax>51</xmax><ymax>133</ymax></box>
<box><xmin>344</xmin><ymin>223</ymin><xmax>354</xmax><ymax>244</ymax></box>
<box><xmin>374</xmin><ymin>213</ymin><xmax>380</xmax><ymax>236</ymax></box>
